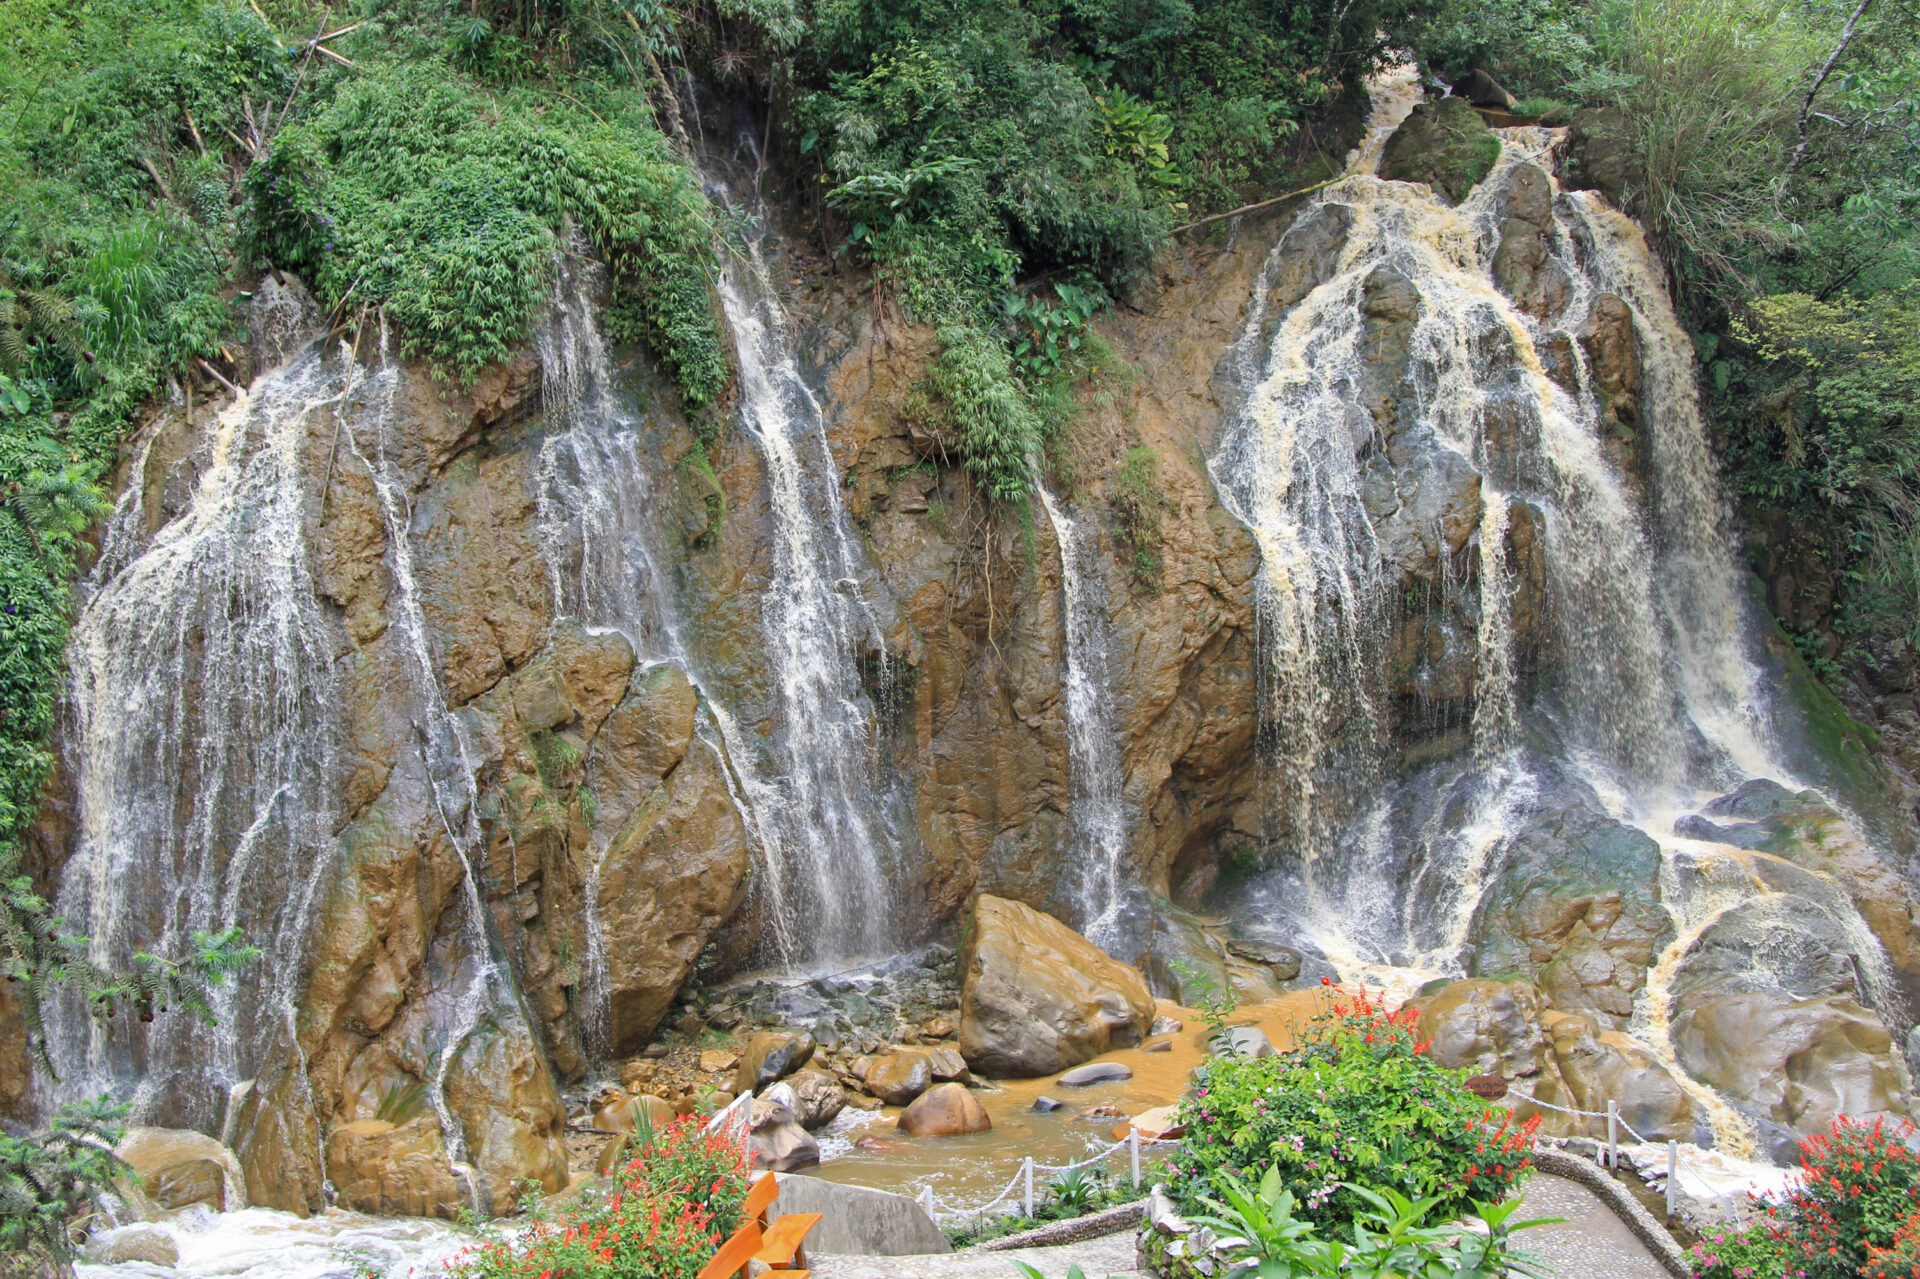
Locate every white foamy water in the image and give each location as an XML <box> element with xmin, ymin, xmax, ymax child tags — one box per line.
<box><xmin>78</xmin><ymin>1208</ymin><xmax>471</xmax><ymax>1279</ymax></box>
<box><xmin>1034</xmin><ymin>478</ymin><xmax>1135</xmax><ymax>950</ymax></box>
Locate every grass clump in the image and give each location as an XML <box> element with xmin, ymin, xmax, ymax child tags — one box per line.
<box><xmin>1110</xmin><ymin>445</ymin><xmax>1169</xmax><ymax>590</ymax></box>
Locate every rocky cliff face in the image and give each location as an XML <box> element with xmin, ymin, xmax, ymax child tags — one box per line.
<box><xmin>12</xmin><ymin>98</ymin><xmax>1919</xmax><ymax>1195</ymax></box>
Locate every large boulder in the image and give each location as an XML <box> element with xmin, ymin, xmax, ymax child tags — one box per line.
<box><xmin>858</xmin><ymin>1049</ymin><xmax>935</xmax><ymax>1106</ymax></box>
<box><xmin>1412</xmin><ymin>979</ymin><xmax>1565</xmax><ymax>1091</ymax></box>
<box><xmin>443</xmin><ymin>1021</ymin><xmax>570</xmax><ymax>1214</ymax></box>
<box><xmin>787</xmin><ymin>1069</ymin><xmax>847</xmax><ymax>1131</ymax></box>
<box><xmin>117</xmin><ymin>1127</ymin><xmax>246</xmax><ymax>1213</ymax></box>
<box><xmin>1560</xmin><ymin>107</ymin><xmax>1645</xmax><ymax>212</ymax></box>
<box><xmin>1379</xmin><ymin>97</ymin><xmax>1501</xmax><ymax>205</ymax></box>
<box><xmin>83</xmin><ymin>1225</ymin><xmax>179</xmax><ymax>1267</ymax></box>
<box><xmin>1491</xmin><ymin>164</ymin><xmax>1571</xmax><ymax>322</ymax></box>
<box><xmin>324</xmin><ymin>1117</ymin><xmax>469</xmax><ymax>1219</ymax></box>
<box><xmin>1668</xmin><ymin>894</ymin><xmax>1911</xmax><ymax>1159</ymax></box>
<box><xmin>957</xmin><ymin>895</ymin><xmax>1157</xmax><ymax>1077</ymax></box>
<box><xmin>590</xmin><ymin>673</ymin><xmax>754</xmax><ymax>1053</ymax></box>
<box><xmin>736</xmin><ymin>1031</ymin><xmax>817</xmax><ymax>1095</ymax></box>
<box><xmin>897</xmin><ymin>1082</ymin><xmax>992</xmax><ymax>1137</ymax></box>
<box><xmin>1465</xmin><ymin>800</ymin><xmax>1671</xmax><ymax>1028</ymax></box>
<box><xmin>1541</xmin><ymin>1010</ymin><xmax>1695</xmax><ymax>1143</ymax></box>
<box><xmin>226</xmin><ymin>1058</ymin><xmax>326</xmax><ymax>1216</ymax></box>
<box><xmin>768</xmin><ymin>1174</ymin><xmax>951</xmax><ymax>1255</ymax></box>
<box><xmin>747</xmin><ymin>1097</ymin><xmax>819</xmax><ymax>1172</ymax></box>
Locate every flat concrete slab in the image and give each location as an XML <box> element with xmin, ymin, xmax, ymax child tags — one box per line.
<box><xmin>810</xmin><ymin>1230</ymin><xmax>1137</xmax><ymax>1279</ymax></box>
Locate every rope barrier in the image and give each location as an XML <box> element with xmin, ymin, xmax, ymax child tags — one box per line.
<box><xmin>915</xmin><ymin>1133</ymin><xmax>1183</xmax><ymax>1220</ymax></box>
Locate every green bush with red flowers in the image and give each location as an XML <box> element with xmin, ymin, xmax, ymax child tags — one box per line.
<box><xmin>1689</xmin><ymin>1116</ymin><xmax>1920</xmax><ymax>1279</ymax></box>
<box><xmin>446</xmin><ymin>1118</ymin><xmax>747</xmax><ymax>1279</ymax></box>
<box><xmin>1164</xmin><ymin>984</ymin><xmax>1540</xmax><ymax>1232</ymax></box>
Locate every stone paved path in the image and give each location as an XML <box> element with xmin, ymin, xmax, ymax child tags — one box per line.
<box><xmin>1516</xmin><ymin>1173</ymin><xmax>1673</xmax><ymax>1279</ymax></box>
<box><xmin>811</xmin><ymin>1173</ymin><xmax>1673</xmax><ymax>1279</ymax></box>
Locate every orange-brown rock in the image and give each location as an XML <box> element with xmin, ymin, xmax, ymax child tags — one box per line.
<box><xmin>324</xmin><ymin>1117</ymin><xmax>468</xmax><ymax>1219</ymax></box>
<box><xmin>958</xmin><ymin>896</ymin><xmax>1156</xmax><ymax>1076</ymax></box>
<box><xmin>897</xmin><ymin>1082</ymin><xmax>991</xmax><ymax>1137</ymax></box>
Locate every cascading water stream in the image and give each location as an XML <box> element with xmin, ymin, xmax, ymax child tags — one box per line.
<box><xmin>1033</xmin><ymin>477</ymin><xmax>1135</xmax><ymax>950</ymax></box>
<box><xmin>703</xmin><ymin>165</ymin><xmax>899</xmax><ymax>966</ymax></box>
<box><xmin>1213</xmin><ymin>70</ymin><xmax>1905</xmax><ymax>1139</ymax></box>
<box><xmin>52</xmin><ymin>351</ymin><xmax>347</xmax><ymax>1126</ymax></box>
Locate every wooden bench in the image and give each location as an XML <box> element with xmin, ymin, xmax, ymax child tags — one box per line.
<box><xmin>697</xmin><ymin>1173</ymin><xmax>821</xmax><ymax>1279</ymax></box>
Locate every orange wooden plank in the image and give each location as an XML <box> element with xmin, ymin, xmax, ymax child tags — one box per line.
<box><xmin>743</xmin><ymin>1173</ymin><xmax>781</xmax><ymax>1222</ymax></box>
<box><xmin>696</xmin><ymin>1222</ymin><xmax>763</xmax><ymax>1279</ymax></box>
<box><xmin>754</xmin><ymin>1213</ymin><xmax>822</xmax><ymax>1268</ymax></box>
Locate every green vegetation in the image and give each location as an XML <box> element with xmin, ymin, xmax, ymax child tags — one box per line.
<box><xmin>0</xmin><ymin>1096</ymin><xmax>132</xmax><ymax>1269</ymax></box>
<box><xmin>1165</xmin><ymin>987</ymin><xmax>1540</xmax><ymax>1232</ymax></box>
<box><xmin>941</xmin><ymin>1164</ymin><xmax>1139</xmax><ymax>1248</ymax></box>
<box><xmin>1180</xmin><ymin>1168</ymin><xmax>1552</xmax><ymax>1278</ymax></box>
<box><xmin>1111</xmin><ymin>445</ymin><xmax>1170</xmax><ymax>589</ymax></box>
<box><xmin>448</xmin><ymin>1117</ymin><xmax>748</xmax><ymax>1279</ymax></box>
<box><xmin>1687</xmin><ymin>1117</ymin><xmax>1920</xmax><ymax>1279</ymax></box>
<box><xmin>1395</xmin><ymin>0</ymin><xmax>1920</xmax><ymax>681</ymax></box>
<box><xmin>697</xmin><ymin>0</ymin><xmax>1402</xmax><ymax>502</ymax></box>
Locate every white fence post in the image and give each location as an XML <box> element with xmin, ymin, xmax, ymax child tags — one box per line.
<box><xmin>1131</xmin><ymin>1128</ymin><xmax>1142</xmax><ymax>1189</ymax></box>
<box><xmin>1606</xmin><ymin>1101</ymin><xmax>1618</xmax><ymax>1170</ymax></box>
<box><xmin>1666</xmin><ymin>1141</ymin><xmax>1678</xmax><ymax>1223</ymax></box>
<box><xmin>920</xmin><ymin>1184</ymin><xmax>936</xmax><ymax>1220</ymax></box>
<box><xmin>1023</xmin><ymin>1156</ymin><xmax>1035</xmax><ymax>1218</ymax></box>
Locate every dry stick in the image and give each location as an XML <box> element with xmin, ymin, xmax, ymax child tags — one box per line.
<box><xmin>195</xmin><ymin>357</ymin><xmax>240</xmax><ymax>398</ymax></box>
<box><xmin>1788</xmin><ymin>0</ymin><xmax>1873</xmax><ymax>174</ymax></box>
<box><xmin>137</xmin><ymin>154</ymin><xmax>175</xmax><ymax>203</ymax></box>
<box><xmin>183</xmin><ymin>108</ymin><xmax>207</xmax><ymax>156</ymax></box>
<box><xmin>312</xmin><ymin>45</ymin><xmax>355</xmax><ymax>68</ymax></box>
<box><xmin>1170</xmin><ymin>175</ymin><xmax>1345</xmax><ymax>235</ymax></box>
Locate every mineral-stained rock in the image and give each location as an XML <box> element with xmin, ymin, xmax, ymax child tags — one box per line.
<box><xmin>325</xmin><ymin>1117</ymin><xmax>468</xmax><ymax>1219</ymax></box>
<box><xmin>1667</xmin><ymin>894</ymin><xmax>1911</xmax><ymax>1156</ymax></box>
<box><xmin>898</xmin><ymin>1082</ymin><xmax>992</xmax><ymax>1137</ymax></box>
<box><xmin>594</xmin><ymin>1090</ymin><xmax>677</xmax><ymax>1134</ymax></box>
<box><xmin>593</xmin><ymin>673</ymin><xmax>753</xmax><ymax>1054</ymax></box>
<box><xmin>957</xmin><ymin>895</ymin><xmax>1157</xmax><ymax>1077</ymax></box>
<box><xmin>1059</xmin><ymin>1061</ymin><xmax>1134</xmax><ymax>1085</ymax></box>
<box><xmin>736</xmin><ymin>1031</ymin><xmax>819</xmax><ymax>1095</ymax></box>
<box><xmin>748</xmin><ymin>1097</ymin><xmax>820</xmax><ymax>1172</ymax></box>
<box><xmin>443</xmin><ymin>1021</ymin><xmax>570</xmax><ymax>1213</ymax></box>
<box><xmin>924</xmin><ymin>1045</ymin><xmax>972</xmax><ymax>1082</ymax></box>
<box><xmin>1465</xmin><ymin>799</ymin><xmax>1671</xmax><ymax>1027</ymax></box>
<box><xmin>1491</xmin><ymin>164</ymin><xmax>1570</xmax><ymax>321</ymax></box>
<box><xmin>1411</xmin><ymin>980</ymin><xmax>1570</xmax><ymax>1113</ymax></box>
<box><xmin>117</xmin><ymin>1128</ymin><xmax>246</xmax><ymax>1212</ymax></box>
<box><xmin>788</xmin><ymin>1069</ymin><xmax>847</xmax><ymax>1131</ymax></box>
<box><xmin>228</xmin><ymin>1059</ymin><xmax>325</xmax><ymax>1217</ymax></box>
<box><xmin>1541</xmin><ymin>1010</ymin><xmax>1694</xmax><ymax>1142</ymax></box>
<box><xmin>84</xmin><ymin>1225</ymin><xmax>179</xmax><ymax>1267</ymax></box>
<box><xmin>860</xmin><ymin>1049</ymin><xmax>935</xmax><ymax>1106</ymax></box>
<box><xmin>1580</xmin><ymin>294</ymin><xmax>1646</xmax><ymax>493</ymax></box>
<box><xmin>1380</xmin><ymin>97</ymin><xmax>1501</xmax><ymax>205</ymax></box>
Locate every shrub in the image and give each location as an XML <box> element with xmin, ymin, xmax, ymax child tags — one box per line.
<box><xmin>1688</xmin><ymin>1222</ymin><xmax>1799</xmax><ymax>1279</ymax></box>
<box><xmin>247</xmin><ymin>65</ymin><xmax>723</xmax><ymax>397</ymax></box>
<box><xmin>1770</xmin><ymin>1117</ymin><xmax>1920</xmax><ymax>1279</ymax></box>
<box><xmin>1165</xmin><ymin>985</ymin><xmax>1540</xmax><ymax>1232</ymax></box>
<box><xmin>1110</xmin><ymin>445</ymin><xmax>1168</xmax><ymax>588</ymax></box>
<box><xmin>447</xmin><ymin>1118</ymin><xmax>748</xmax><ymax>1279</ymax></box>
<box><xmin>1866</xmin><ymin>1211</ymin><xmax>1920</xmax><ymax>1279</ymax></box>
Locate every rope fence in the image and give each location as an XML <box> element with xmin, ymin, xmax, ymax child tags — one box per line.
<box><xmin>1518</xmin><ymin>1092</ymin><xmax>1725</xmax><ymax>1222</ymax></box>
<box><xmin>912</xmin><ymin>1129</ymin><xmax>1184</xmax><ymax>1223</ymax></box>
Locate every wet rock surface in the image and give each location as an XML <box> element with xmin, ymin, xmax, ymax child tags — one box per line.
<box><xmin>1380</xmin><ymin>97</ymin><xmax>1501</xmax><ymax>204</ymax></box>
<box><xmin>958</xmin><ymin>896</ymin><xmax>1157</xmax><ymax>1076</ymax></box>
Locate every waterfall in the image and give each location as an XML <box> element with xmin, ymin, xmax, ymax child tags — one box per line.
<box><xmin>52</xmin><ymin>352</ymin><xmax>346</xmax><ymax>1125</ymax></box>
<box><xmin>703</xmin><ymin>168</ymin><xmax>900</xmax><ymax>967</ymax></box>
<box><xmin>1213</xmin><ymin>72</ymin><xmax>1903</xmax><ymax>1134</ymax></box>
<box><xmin>1034</xmin><ymin>478</ymin><xmax>1135</xmax><ymax>950</ymax></box>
